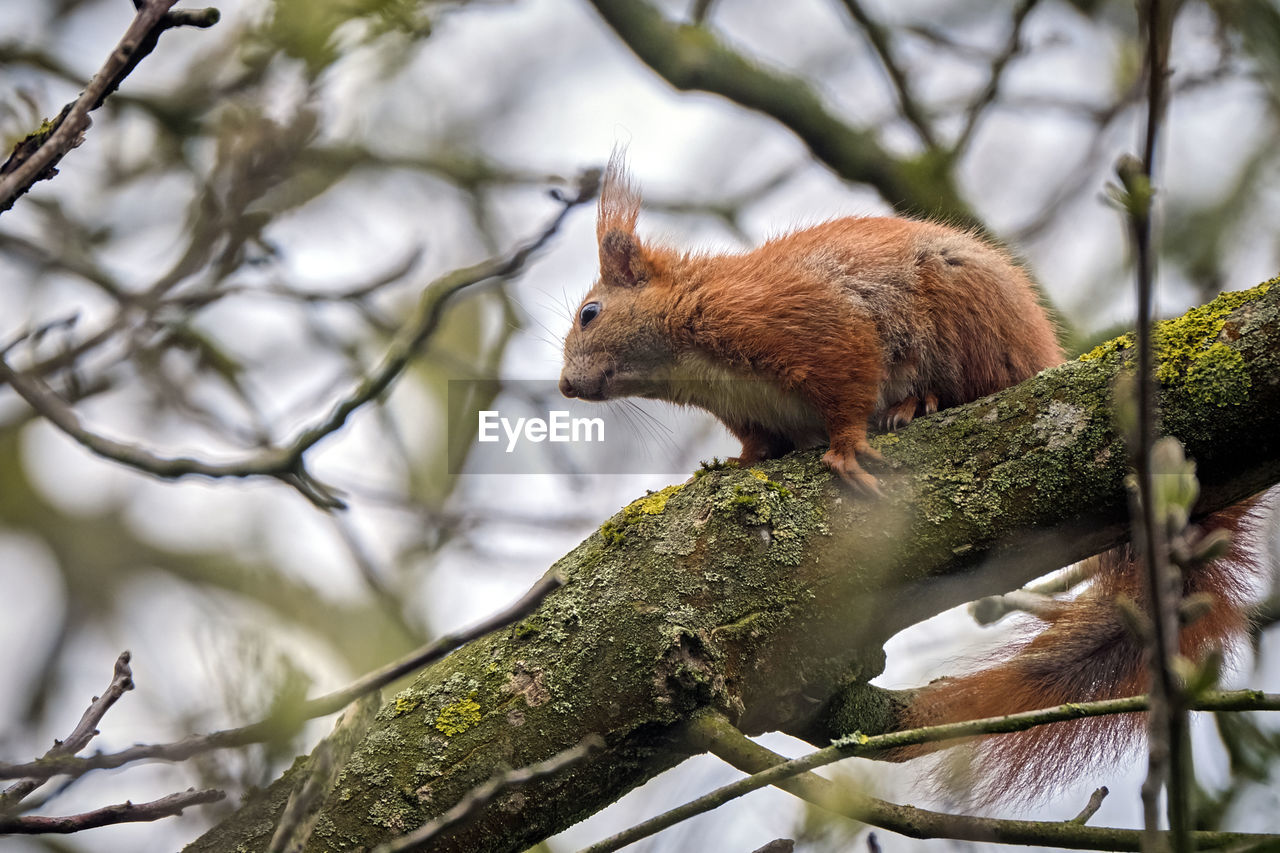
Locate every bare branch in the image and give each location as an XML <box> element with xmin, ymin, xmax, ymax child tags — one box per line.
<box><xmin>690</xmin><ymin>0</ymin><xmax>718</xmax><ymax>25</ymax></box>
<box><xmin>0</xmin><ymin>312</ymin><xmax>81</xmax><ymax>358</ymax></box>
<box><xmin>0</xmin><ymin>788</ymin><xmax>224</xmax><ymax>834</ymax></box>
<box><xmin>579</xmin><ymin>700</ymin><xmax>1280</xmax><ymax>853</ymax></box>
<box><xmin>749</xmin><ymin>841</ymin><xmax>794</xmax><ymax>853</ymax></box>
<box><xmin>0</xmin><ymin>1</ymin><xmax>220</xmax><ymax>213</ymax></box>
<box><xmin>298</xmin><ymin>573</ymin><xmax>563</xmax><ymax>718</ymax></box>
<box><xmin>584</xmin><ymin>0</ymin><xmax>979</xmax><ymax>226</ymax></box>
<box><xmin>837</xmin><ymin>0</ymin><xmax>938</xmax><ymax>149</ymax></box>
<box><xmin>1119</xmin><ymin>1</ymin><xmax>1186</xmax><ymax>847</ymax></box>
<box><xmin>0</xmin><ymin>574</ymin><xmax>563</xmax><ymax>783</ymax></box>
<box><xmin>0</xmin><ymin>176</ymin><xmax>597</xmax><ymax>508</ymax></box>
<box><xmin>952</xmin><ymin>0</ymin><xmax>1041</xmax><ymax>156</ymax></box>
<box><xmin>0</xmin><ymin>651</ymin><xmax>133</xmax><ymax>811</ymax></box>
<box><xmin>375</xmin><ymin>736</ymin><xmax>604</xmax><ymax>853</ymax></box>
<box><xmin>1070</xmin><ymin>787</ymin><xmax>1110</xmax><ymax>825</ymax></box>
<box><xmin>969</xmin><ymin>557</ymin><xmax>1102</xmax><ymax>625</ymax></box>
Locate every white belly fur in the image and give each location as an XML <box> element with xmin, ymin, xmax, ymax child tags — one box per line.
<box><xmin>655</xmin><ymin>351</ymin><xmax>829</xmax><ymax>447</ymax></box>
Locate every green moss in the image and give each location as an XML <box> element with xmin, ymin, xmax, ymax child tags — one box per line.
<box><xmin>433</xmin><ymin>693</ymin><xmax>482</xmax><ymax>737</ymax></box>
<box><xmin>1079</xmin><ymin>333</ymin><xmax>1133</xmax><ymax>362</ymax></box>
<box><xmin>599</xmin><ymin>521</ymin><xmax>626</xmax><ymax>547</ymax></box>
<box><xmin>1073</xmin><ymin>283</ymin><xmax>1271</xmax><ymax>407</ymax></box>
<box><xmin>718</xmin><ymin>472</ymin><xmax>791</xmax><ymax>514</ymax></box>
<box><xmin>871</xmin><ymin>432</ymin><xmax>901</xmax><ymax>448</ymax></box>
<box><xmin>695</xmin><ymin>457</ymin><xmax>738</xmax><ymax>477</ymax></box>
<box><xmin>514</xmin><ymin>616</ymin><xmax>544</xmax><ymax>639</ymax></box>
<box><xmin>622</xmin><ymin>484</ymin><xmax>682</xmax><ymax>521</ymax></box>
<box><xmin>594</xmin><ymin>485</ymin><xmax>689</xmax><ymax>549</ymax></box>
<box><xmin>1183</xmin><ymin>342</ymin><xmax>1250</xmax><ymax>406</ymax></box>
<box><xmin>1152</xmin><ymin>282</ymin><xmax>1270</xmax><ymax>405</ymax></box>
<box><xmin>748</xmin><ymin>469</ymin><xmax>792</xmax><ymax>497</ymax></box>
<box><xmin>820</xmin><ymin>680</ymin><xmax>910</xmax><ymax>740</ymax></box>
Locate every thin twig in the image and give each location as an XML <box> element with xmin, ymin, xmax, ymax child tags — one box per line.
<box><xmin>0</xmin><ymin>787</ymin><xmax>223</xmax><ymax>834</ymax></box>
<box><xmin>1070</xmin><ymin>787</ymin><xmax>1109</xmax><ymax>825</ymax></box>
<box><xmin>0</xmin><ymin>1</ymin><xmax>219</xmax><ymax>213</ymax></box>
<box><xmin>298</xmin><ymin>573</ymin><xmax>563</xmax><ymax>716</ymax></box>
<box><xmin>577</xmin><ymin>705</ymin><xmax>1280</xmax><ymax>853</ymax></box>
<box><xmin>0</xmin><ymin>575</ymin><xmax>563</xmax><ymax>783</ymax></box>
<box><xmin>969</xmin><ymin>555</ymin><xmax>1103</xmax><ymax>624</ymax></box>
<box><xmin>837</xmin><ymin>0</ymin><xmax>937</xmax><ymax>149</ymax></box>
<box><xmin>373</xmin><ymin>735</ymin><xmax>604</xmax><ymax>853</ymax></box>
<box><xmin>1125</xmin><ymin>1</ymin><xmax>1186</xmax><ymax>849</ymax></box>
<box><xmin>0</xmin><ymin>312</ymin><xmax>81</xmax><ymax>357</ymax></box>
<box><xmin>749</xmin><ymin>841</ymin><xmax>793</xmax><ymax>853</ymax></box>
<box><xmin>952</xmin><ymin>0</ymin><xmax>1041</xmax><ymax>156</ymax></box>
<box><xmin>0</xmin><ymin>651</ymin><xmax>133</xmax><ymax>811</ymax></box>
<box><xmin>584</xmin><ymin>0</ymin><xmax>980</xmax><ymax>226</ymax></box>
<box><xmin>277</xmin><ymin>177</ymin><xmax>595</xmax><ymax>464</ymax></box>
<box><xmin>968</xmin><ymin>589</ymin><xmax>1064</xmax><ymax>624</ymax></box>
<box><xmin>690</xmin><ymin>0</ymin><xmax>718</xmax><ymax>24</ymax></box>
<box><xmin>0</xmin><ymin>177</ymin><xmax>597</xmax><ymax>509</ymax></box>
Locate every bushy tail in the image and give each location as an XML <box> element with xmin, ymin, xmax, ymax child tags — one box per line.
<box><xmin>899</xmin><ymin>496</ymin><xmax>1266</xmax><ymax>805</ymax></box>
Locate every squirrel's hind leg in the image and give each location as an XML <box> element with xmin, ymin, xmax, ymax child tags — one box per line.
<box><xmin>878</xmin><ymin>392</ymin><xmax>940</xmax><ymax>432</ymax></box>
<box><xmin>726</xmin><ymin>423</ymin><xmax>795</xmax><ymax>467</ymax></box>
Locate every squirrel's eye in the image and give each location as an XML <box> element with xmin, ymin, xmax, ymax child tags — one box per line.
<box><xmin>579</xmin><ymin>301</ymin><xmax>601</xmax><ymax>328</ymax></box>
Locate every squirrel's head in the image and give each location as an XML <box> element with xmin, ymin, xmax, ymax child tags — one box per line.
<box><xmin>559</xmin><ymin>154</ymin><xmax>680</xmax><ymax>402</ymax></box>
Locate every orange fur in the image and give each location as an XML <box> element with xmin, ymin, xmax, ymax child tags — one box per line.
<box><xmin>558</xmin><ymin>155</ymin><xmax>1262</xmax><ymax>802</ymax></box>
<box><xmin>902</xmin><ymin>500</ymin><xmax>1262</xmax><ymax>805</ymax></box>
<box><xmin>560</xmin><ymin>158</ymin><xmax>1061</xmax><ymax>492</ymax></box>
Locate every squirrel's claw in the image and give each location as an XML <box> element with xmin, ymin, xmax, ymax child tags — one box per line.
<box><xmin>881</xmin><ymin>396</ymin><xmax>919</xmax><ymax>432</ymax></box>
<box><xmin>822</xmin><ymin>447</ymin><xmax>882</xmax><ymax>496</ymax></box>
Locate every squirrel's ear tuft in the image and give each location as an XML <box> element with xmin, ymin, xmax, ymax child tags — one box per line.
<box><xmin>600</xmin><ymin>228</ymin><xmax>648</xmax><ymax>287</ymax></box>
<box><xmin>596</xmin><ymin>147</ymin><xmax>646</xmax><ymax>286</ymax></box>
<box><xmin>597</xmin><ymin>147</ymin><xmax>640</xmax><ymax>238</ymax></box>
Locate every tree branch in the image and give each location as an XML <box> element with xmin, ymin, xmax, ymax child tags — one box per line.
<box><xmin>951</xmin><ymin>0</ymin><xmax>1041</xmax><ymax>156</ymax></box>
<box><xmin>0</xmin><ymin>651</ymin><xmax>133</xmax><ymax>811</ymax></box>
<box><xmin>0</xmin><ymin>788</ymin><xmax>224</xmax><ymax>834</ymax></box>
<box><xmin>584</xmin><ymin>692</ymin><xmax>1280</xmax><ymax>851</ymax></box>
<box><xmin>0</xmin><ymin>0</ymin><xmax>220</xmax><ymax>214</ymax></box>
<box><xmin>583</xmin><ymin>710</ymin><xmax>1273</xmax><ymax>853</ymax></box>
<box><xmin>836</xmin><ymin>0</ymin><xmax>937</xmax><ymax>149</ymax></box>
<box><xmin>584</xmin><ymin>0</ymin><xmax>978</xmax><ymax>226</ymax></box>
<box><xmin>1118</xmin><ymin>2</ymin><xmax>1183</xmax><ymax>847</ymax></box>
<box><xmin>186</xmin><ymin>281</ymin><xmax>1280</xmax><ymax>852</ymax></box>
<box><xmin>0</xmin><ymin>575</ymin><xmax>561</xmax><ymax>784</ymax></box>
<box><xmin>0</xmin><ymin>177</ymin><xmax>597</xmax><ymax>508</ymax></box>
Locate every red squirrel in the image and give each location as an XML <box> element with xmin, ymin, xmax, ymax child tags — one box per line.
<box><xmin>558</xmin><ymin>156</ymin><xmax>1061</xmax><ymax>493</ymax></box>
<box><xmin>558</xmin><ymin>153</ymin><xmax>1259</xmax><ymax>800</ymax></box>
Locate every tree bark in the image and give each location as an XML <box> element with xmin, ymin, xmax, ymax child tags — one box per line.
<box><xmin>187</xmin><ymin>279</ymin><xmax>1280</xmax><ymax>852</ymax></box>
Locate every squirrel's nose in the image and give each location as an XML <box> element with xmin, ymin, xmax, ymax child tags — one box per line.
<box><xmin>559</xmin><ymin>375</ymin><xmax>578</xmax><ymax>398</ymax></box>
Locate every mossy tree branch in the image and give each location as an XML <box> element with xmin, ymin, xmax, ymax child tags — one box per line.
<box><xmin>186</xmin><ymin>280</ymin><xmax>1280</xmax><ymax>852</ymax></box>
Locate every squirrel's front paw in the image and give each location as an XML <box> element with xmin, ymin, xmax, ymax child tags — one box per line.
<box><xmin>822</xmin><ymin>446</ymin><xmax>882</xmax><ymax>496</ymax></box>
